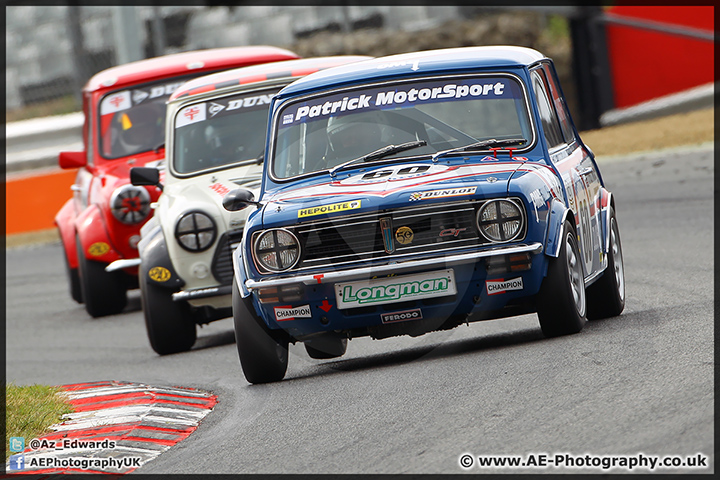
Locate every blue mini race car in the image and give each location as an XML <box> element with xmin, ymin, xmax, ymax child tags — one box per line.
<box><xmin>223</xmin><ymin>46</ymin><xmax>625</xmax><ymax>383</ymax></box>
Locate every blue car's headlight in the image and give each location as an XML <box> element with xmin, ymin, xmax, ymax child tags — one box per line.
<box><xmin>253</xmin><ymin>228</ymin><xmax>301</xmax><ymax>272</ymax></box>
<box><xmin>477</xmin><ymin>199</ymin><xmax>525</xmax><ymax>243</ymax></box>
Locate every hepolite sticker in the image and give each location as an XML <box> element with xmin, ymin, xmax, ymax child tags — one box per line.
<box><xmin>274</xmin><ymin>304</ymin><xmax>312</xmax><ymax>321</ymax></box>
<box><xmin>486</xmin><ymin>277</ymin><xmax>524</xmax><ymax>295</ymax></box>
<box><xmin>298</xmin><ymin>200</ymin><xmax>361</xmax><ymax>218</ymax></box>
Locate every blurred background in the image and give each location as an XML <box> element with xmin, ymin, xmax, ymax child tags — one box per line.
<box><xmin>6</xmin><ymin>5</ymin><xmax>714</xmax><ymax>130</ymax></box>
<box><xmin>4</xmin><ymin>5</ymin><xmax>714</xmax><ymax>239</ymax></box>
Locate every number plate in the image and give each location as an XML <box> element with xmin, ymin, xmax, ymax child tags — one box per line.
<box><xmin>334</xmin><ymin>269</ymin><xmax>456</xmax><ymax>309</ymax></box>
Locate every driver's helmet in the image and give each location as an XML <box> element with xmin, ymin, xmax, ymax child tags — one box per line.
<box><xmin>326</xmin><ymin>112</ymin><xmax>382</xmax><ymax>160</ymax></box>
<box><xmin>115</xmin><ymin>103</ymin><xmax>163</xmax><ymax>154</ymax></box>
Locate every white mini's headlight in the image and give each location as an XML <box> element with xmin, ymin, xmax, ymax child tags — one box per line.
<box><xmin>175</xmin><ymin>211</ymin><xmax>217</xmax><ymax>252</ymax></box>
<box><xmin>110</xmin><ymin>185</ymin><xmax>151</xmax><ymax>225</ymax></box>
<box><xmin>253</xmin><ymin>229</ymin><xmax>300</xmax><ymax>272</ymax></box>
<box><xmin>477</xmin><ymin>199</ymin><xmax>524</xmax><ymax>243</ymax></box>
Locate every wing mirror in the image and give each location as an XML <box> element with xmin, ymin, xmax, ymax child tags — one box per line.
<box><xmin>58</xmin><ymin>151</ymin><xmax>87</xmax><ymax>169</ymax></box>
<box><xmin>223</xmin><ymin>188</ymin><xmax>261</xmax><ymax>212</ymax></box>
<box><xmin>130</xmin><ymin>167</ymin><xmax>163</xmax><ymax>191</ymax></box>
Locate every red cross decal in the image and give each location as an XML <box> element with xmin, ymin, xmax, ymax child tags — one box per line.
<box><xmin>184</xmin><ymin>107</ymin><xmax>200</xmax><ymax>120</ymax></box>
<box><xmin>110</xmin><ymin>95</ymin><xmax>124</xmax><ymax>108</ymax></box>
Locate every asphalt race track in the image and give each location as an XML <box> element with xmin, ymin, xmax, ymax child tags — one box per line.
<box><xmin>5</xmin><ymin>145</ymin><xmax>714</xmax><ymax>474</ymax></box>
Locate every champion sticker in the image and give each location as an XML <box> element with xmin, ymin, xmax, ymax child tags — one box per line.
<box><xmin>274</xmin><ymin>304</ymin><xmax>312</xmax><ymax>321</ymax></box>
<box><xmin>298</xmin><ymin>200</ymin><xmax>361</xmax><ymax>218</ymax></box>
<box><xmin>380</xmin><ymin>308</ymin><xmax>423</xmax><ymax>324</ymax></box>
<box><xmin>408</xmin><ymin>186</ymin><xmax>477</xmax><ymax>201</ymax></box>
<box><xmin>486</xmin><ymin>277</ymin><xmax>524</xmax><ymax>295</ymax></box>
<box><xmin>148</xmin><ymin>266</ymin><xmax>171</xmax><ymax>282</ymax></box>
<box><xmin>88</xmin><ymin>242</ymin><xmax>110</xmax><ymax>257</ymax></box>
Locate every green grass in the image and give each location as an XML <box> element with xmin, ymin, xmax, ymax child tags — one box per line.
<box><xmin>5</xmin><ymin>384</ymin><xmax>75</xmax><ymax>460</ymax></box>
<box><xmin>5</xmin><ymin>95</ymin><xmax>80</xmax><ymax>123</ymax></box>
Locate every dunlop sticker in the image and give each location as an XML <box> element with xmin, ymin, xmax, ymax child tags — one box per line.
<box><xmin>148</xmin><ymin>266</ymin><xmax>171</xmax><ymax>282</ymax></box>
<box><xmin>298</xmin><ymin>200</ymin><xmax>361</xmax><ymax>218</ymax></box>
<box><xmin>88</xmin><ymin>242</ymin><xmax>110</xmax><ymax>257</ymax></box>
<box><xmin>408</xmin><ymin>186</ymin><xmax>477</xmax><ymax>201</ymax></box>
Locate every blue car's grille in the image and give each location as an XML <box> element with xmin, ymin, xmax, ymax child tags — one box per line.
<box><xmin>293</xmin><ymin>201</ymin><xmax>488</xmax><ymax>271</ymax></box>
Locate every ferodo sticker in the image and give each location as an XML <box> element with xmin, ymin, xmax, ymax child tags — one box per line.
<box><xmin>486</xmin><ymin>277</ymin><xmax>524</xmax><ymax>295</ymax></box>
<box><xmin>88</xmin><ymin>242</ymin><xmax>110</xmax><ymax>257</ymax></box>
<box><xmin>298</xmin><ymin>200</ymin><xmax>361</xmax><ymax>218</ymax></box>
<box><xmin>148</xmin><ymin>266</ymin><xmax>171</xmax><ymax>282</ymax></box>
<box><xmin>381</xmin><ymin>308</ymin><xmax>423</xmax><ymax>324</ymax></box>
<box><xmin>409</xmin><ymin>186</ymin><xmax>477</xmax><ymax>201</ymax></box>
<box><xmin>274</xmin><ymin>304</ymin><xmax>312</xmax><ymax>321</ymax></box>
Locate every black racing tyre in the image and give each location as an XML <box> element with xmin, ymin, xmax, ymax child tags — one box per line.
<box><xmin>304</xmin><ymin>336</ymin><xmax>348</xmax><ymax>359</ymax></box>
<box><xmin>139</xmin><ymin>267</ymin><xmax>197</xmax><ymax>355</ymax></box>
<box><xmin>62</xmin><ymin>239</ymin><xmax>83</xmax><ymax>304</ymax></box>
<box><xmin>232</xmin><ymin>279</ymin><xmax>288</xmax><ymax>384</ymax></box>
<box><xmin>536</xmin><ymin>221</ymin><xmax>586</xmax><ymax>337</ymax></box>
<box><xmin>76</xmin><ymin>236</ymin><xmax>127</xmax><ymax>317</ymax></box>
<box><xmin>586</xmin><ymin>207</ymin><xmax>625</xmax><ymax>320</ymax></box>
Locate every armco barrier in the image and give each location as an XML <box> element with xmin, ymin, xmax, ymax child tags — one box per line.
<box><xmin>6</xmin><ymin>167</ymin><xmax>78</xmax><ymax>235</ymax></box>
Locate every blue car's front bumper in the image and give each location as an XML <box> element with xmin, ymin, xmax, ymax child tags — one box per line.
<box><xmin>242</xmin><ymin>242</ymin><xmax>547</xmax><ymax>339</ymax></box>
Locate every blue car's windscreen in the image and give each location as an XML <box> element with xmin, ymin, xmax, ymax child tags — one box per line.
<box><xmin>271</xmin><ymin>75</ymin><xmax>532</xmax><ymax>179</ymax></box>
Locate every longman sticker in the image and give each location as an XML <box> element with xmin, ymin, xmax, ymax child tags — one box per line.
<box><xmin>274</xmin><ymin>304</ymin><xmax>312</xmax><ymax>321</ymax></box>
<box><xmin>148</xmin><ymin>266</ymin><xmax>171</xmax><ymax>282</ymax></box>
<box><xmin>486</xmin><ymin>277</ymin><xmax>524</xmax><ymax>295</ymax></box>
<box><xmin>88</xmin><ymin>242</ymin><xmax>110</xmax><ymax>257</ymax></box>
<box><xmin>298</xmin><ymin>200</ymin><xmax>361</xmax><ymax>218</ymax></box>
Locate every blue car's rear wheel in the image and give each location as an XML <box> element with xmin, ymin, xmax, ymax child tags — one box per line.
<box><xmin>232</xmin><ymin>279</ymin><xmax>289</xmax><ymax>384</ymax></box>
<box><xmin>586</xmin><ymin>207</ymin><xmax>625</xmax><ymax>319</ymax></box>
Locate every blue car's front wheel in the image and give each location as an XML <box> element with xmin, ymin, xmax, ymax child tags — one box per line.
<box><xmin>232</xmin><ymin>279</ymin><xmax>289</xmax><ymax>384</ymax></box>
<box><xmin>536</xmin><ymin>221</ymin><xmax>587</xmax><ymax>337</ymax></box>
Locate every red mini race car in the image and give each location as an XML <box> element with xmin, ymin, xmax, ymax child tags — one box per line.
<box><xmin>55</xmin><ymin>46</ymin><xmax>299</xmax><ymax>317</ymax></box>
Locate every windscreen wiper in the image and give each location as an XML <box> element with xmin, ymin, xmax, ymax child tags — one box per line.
<box><xmin>329</xmin><ymin>140</ymin><xmax>427</xmax><ymax>177</ymax></box>
<box><xmin>431</xmin><ymin>137</ymin><xmax>526</xmax><ymax>162</ymax></box>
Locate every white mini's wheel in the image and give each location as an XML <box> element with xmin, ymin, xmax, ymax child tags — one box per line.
<box><xmin>139</xmin><ymin>267</ymin><xmax>197</xmax><ymax>355</ymax></box>
<box><xmin>536</xmin><ymin>221</ymin><xmax>586</xmax><ymax>337</ymax></box>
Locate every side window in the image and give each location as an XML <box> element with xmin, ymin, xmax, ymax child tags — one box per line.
<box><xmin>531</xmin><ymin>70</ymin><xmax>564</xmax><ymax>149</ymax></box>
<box><xmin>542</xmin><ymin>63</ymin><xmax>575</xmax><ymax>143</ymax></box>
